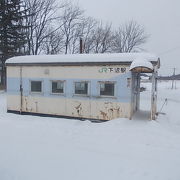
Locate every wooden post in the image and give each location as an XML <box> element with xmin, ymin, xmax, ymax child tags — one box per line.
<box><xmin>130</xmin><ymin>72</ymin><xmax>134</xmax><ymax>120</ymax></box>
<box><xmin>151</xmin><ymin>67</ymin><xmax>158</xmax><ymax>120</ymax></box>
<box><xmin>136</xmin><ymin>73</ymin><xmax>140</xmax><ymax>111</ymax></box>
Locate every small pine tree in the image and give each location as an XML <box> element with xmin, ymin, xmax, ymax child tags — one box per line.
<box><xmin>0</xmin><ymin>0</ymin><xmax>27</xmax><ymax>87</ymax></box>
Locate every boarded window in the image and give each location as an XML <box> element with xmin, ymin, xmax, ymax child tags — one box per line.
<box><xmin>52</xmin><ymin>81</ymin><xmax>64</xmax><ymax>93</ymax></box>
<box><xmin>31</xmin><ymin>81</ymin><xmax>42</xmax><ymax>93</ymax></box>
<box><xmin>75</xmin><ymin>82</ymin><xmax>88</xmax><ymax>95</ymax></box>
<box><xmin>100</xmin><ymin>82</ymin><xmax>115</xmax><ymax>96</ymax></box>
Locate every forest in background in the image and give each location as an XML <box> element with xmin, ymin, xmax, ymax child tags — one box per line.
<box><xmin>0</xmin><ymin>0</ymin><xmax>148</xmax><ymax>86</ymax></box>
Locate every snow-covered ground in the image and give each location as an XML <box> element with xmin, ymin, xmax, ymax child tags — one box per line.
<box><xmin>0</xmin><ymin>81</ymin><xmax>180</xmax><ymax>180</ymax></box>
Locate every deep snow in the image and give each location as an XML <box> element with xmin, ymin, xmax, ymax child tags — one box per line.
<box><xmin>129</xmin><ymin>57</ymin><xmax>153</xmax><ymax>71</ymax></box>
<box><xmin>6</xmin><ymin>53</ymin><xmax>157</xmax><ymax>64</ymax></box>
<box><xmin>0</xmin><ymin>81</ymin><xmax>180</xmax><ymax>180</ymax></box>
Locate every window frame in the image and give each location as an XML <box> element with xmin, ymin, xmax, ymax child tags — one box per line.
<box><xmin>30</xmin><ymin>80</ymin><xmax>43</xmax><ymax>94</ymax></box>
<box><xmin>98</xmin><ymin>81</ymin><xmax>116</xmax><ymax>98</ymax></box>
<box><xmin>74</xmin><ymin>81</ymin><xmax>90</xmax><ymax>96</ymax></box>
<box><xmin>51</xmin><ymin>80</ymin><xmax>65</xmax><ymax>95</ymax></box>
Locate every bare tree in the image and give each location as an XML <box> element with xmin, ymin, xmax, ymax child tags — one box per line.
<box><xmin>112</xmin><ymin>20</ymin><xmax>149</xmax><ymax>53</ymax></box>
<box><xmin>60</xmin><ymin>4</ymin><xmax>84</xmax><ymax>54</ymax></box>
<box><xmin>24</xmin><ymin>0</ymin><xmax>65</xmax><ymax>55</ymax></box>
<box><xmin>78</xmin><ymin>17</ymin><xmax>97</xmax><ymax>54</ymax></box>
<box><xmin>79</xmin><ymin>21</ymin><xmax>113</xmax><ymax>54</ymax></box>
<box><xmin>41</xmin><ymin>28</ymin><xmax>64</xmax><ymax>54</ymax></box>
<box><xmin>93</xmin><ymin>22</ymin><xmax>113</xmax><ymax>53</ymax></box>
<box><xmin>23</xmin><ymin>1</ymin><xmax>148</xmax><ymax>56</ymax></box>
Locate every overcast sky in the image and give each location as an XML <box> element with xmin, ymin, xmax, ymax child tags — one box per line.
<box><xmin>70</xmin><ymin>0</ymin><xmax>180</xmax><ymax>75</ymax></box>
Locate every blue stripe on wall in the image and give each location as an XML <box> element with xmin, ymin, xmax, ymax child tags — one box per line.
<box><xmin>7</xmin><ymin>72</ymin><xmax>132</xmax><ymax>103</ymax></box>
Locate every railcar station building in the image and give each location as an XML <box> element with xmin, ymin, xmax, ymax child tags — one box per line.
<box><xmin>6</xmin><ymin>53</ymin><xmax>160</xmax><ymax>121</ymax></box>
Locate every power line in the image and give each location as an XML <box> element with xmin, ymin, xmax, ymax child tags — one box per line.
<box><xmin>158</xmin><ymin>45</ymin><xmax>180</xmax><ymax>56</ymax></box>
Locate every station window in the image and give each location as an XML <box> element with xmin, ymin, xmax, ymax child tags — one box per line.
<box><xmin>99</xmin><ymin>81</ymin><xmax>115</xmax><ymax>96</ymax></box>
<box><xmin>74</xmin><ymin>82</ymin><xmax>88</xmax><ymax>95</ymax></box>
<box><xmin>31</xmin><ymin>81</ymin><xmax>42</xmax><ymax>93</ymax></box>
<box><xmin>51</xmin><ymin>81</ymin><xmax>64</xmax><ymax>94</ymax></box>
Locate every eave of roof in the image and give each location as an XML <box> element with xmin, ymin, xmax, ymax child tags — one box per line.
<box><xmin>5</xmin><ymin>53</ymin><xmax>159</xmax><ymax>67</ymax></box>
<box><xmin>6</xmin><ymin>61</ymin><xmax>130</xmax><ymax>66</ymax></box>
<box><xmin>6</xmin><ymin>61</ymin><xmax>159</xmax><ymax>67</ymax></box>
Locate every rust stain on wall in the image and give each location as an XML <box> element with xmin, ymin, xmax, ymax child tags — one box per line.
<box><xmin>75</xmin><ymin>103</ymin><xmax>82</xmax><ymax>116</ymax></box>
<box><xmin>24</xmin><ymin>97</ymin><xmax>33</xmax><ymax>112</ymax></box>
<box><xmin>35</xmin><ymin>102</ymin><xmax>38</xmax><ymax>113</ymax></box>
<box><xmin>100</xmin><ymin>111</ymin><xmax>108</xmax><ymax>120</ymax></box>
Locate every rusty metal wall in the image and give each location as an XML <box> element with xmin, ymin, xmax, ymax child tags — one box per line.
<box><xmin>7</xmin><ymin>95</ymin><xmax>131</xmax><ymax>120</ymax></box>
<box><xmin>7</xmin><ymin>65</ymin><xmax>132</xmax><ymax>120</ymax></box>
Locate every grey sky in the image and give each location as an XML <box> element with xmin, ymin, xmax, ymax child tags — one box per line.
<box><xmin>71</xmin><ymin>0</ymin><xmax>180</xmax><ymax>75</ymax></box>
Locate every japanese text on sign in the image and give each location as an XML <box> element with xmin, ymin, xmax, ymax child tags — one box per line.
<box><xmin>98</xmin><ymin>67</ymin><xmax>126</xmax><ymax>73</ymax></box>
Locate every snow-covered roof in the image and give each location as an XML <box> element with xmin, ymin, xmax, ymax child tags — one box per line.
<box><xmin>6</xmin><ymin>53</ymin><xmax>159</xmax><ymax>66</ymax></box>
<box><xmin>129</xmin><ymin>57</ymin><xmax>154</xmax><ymax>71</ymax></box>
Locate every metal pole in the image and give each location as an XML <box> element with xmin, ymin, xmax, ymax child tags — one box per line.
<box><xmin>20</xmin><ymin>66</ymin><xmax>23</xmax><ymax>114</ymax></box>
<box><xmin>171</xmin><ymin>68</ymin><xmax>176</xmax><ymax>89</ymax></box>
<box><xmin>80</xmin><ymin>38</ymin><xmax>83</xmax><ymax>54</ymax></box>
